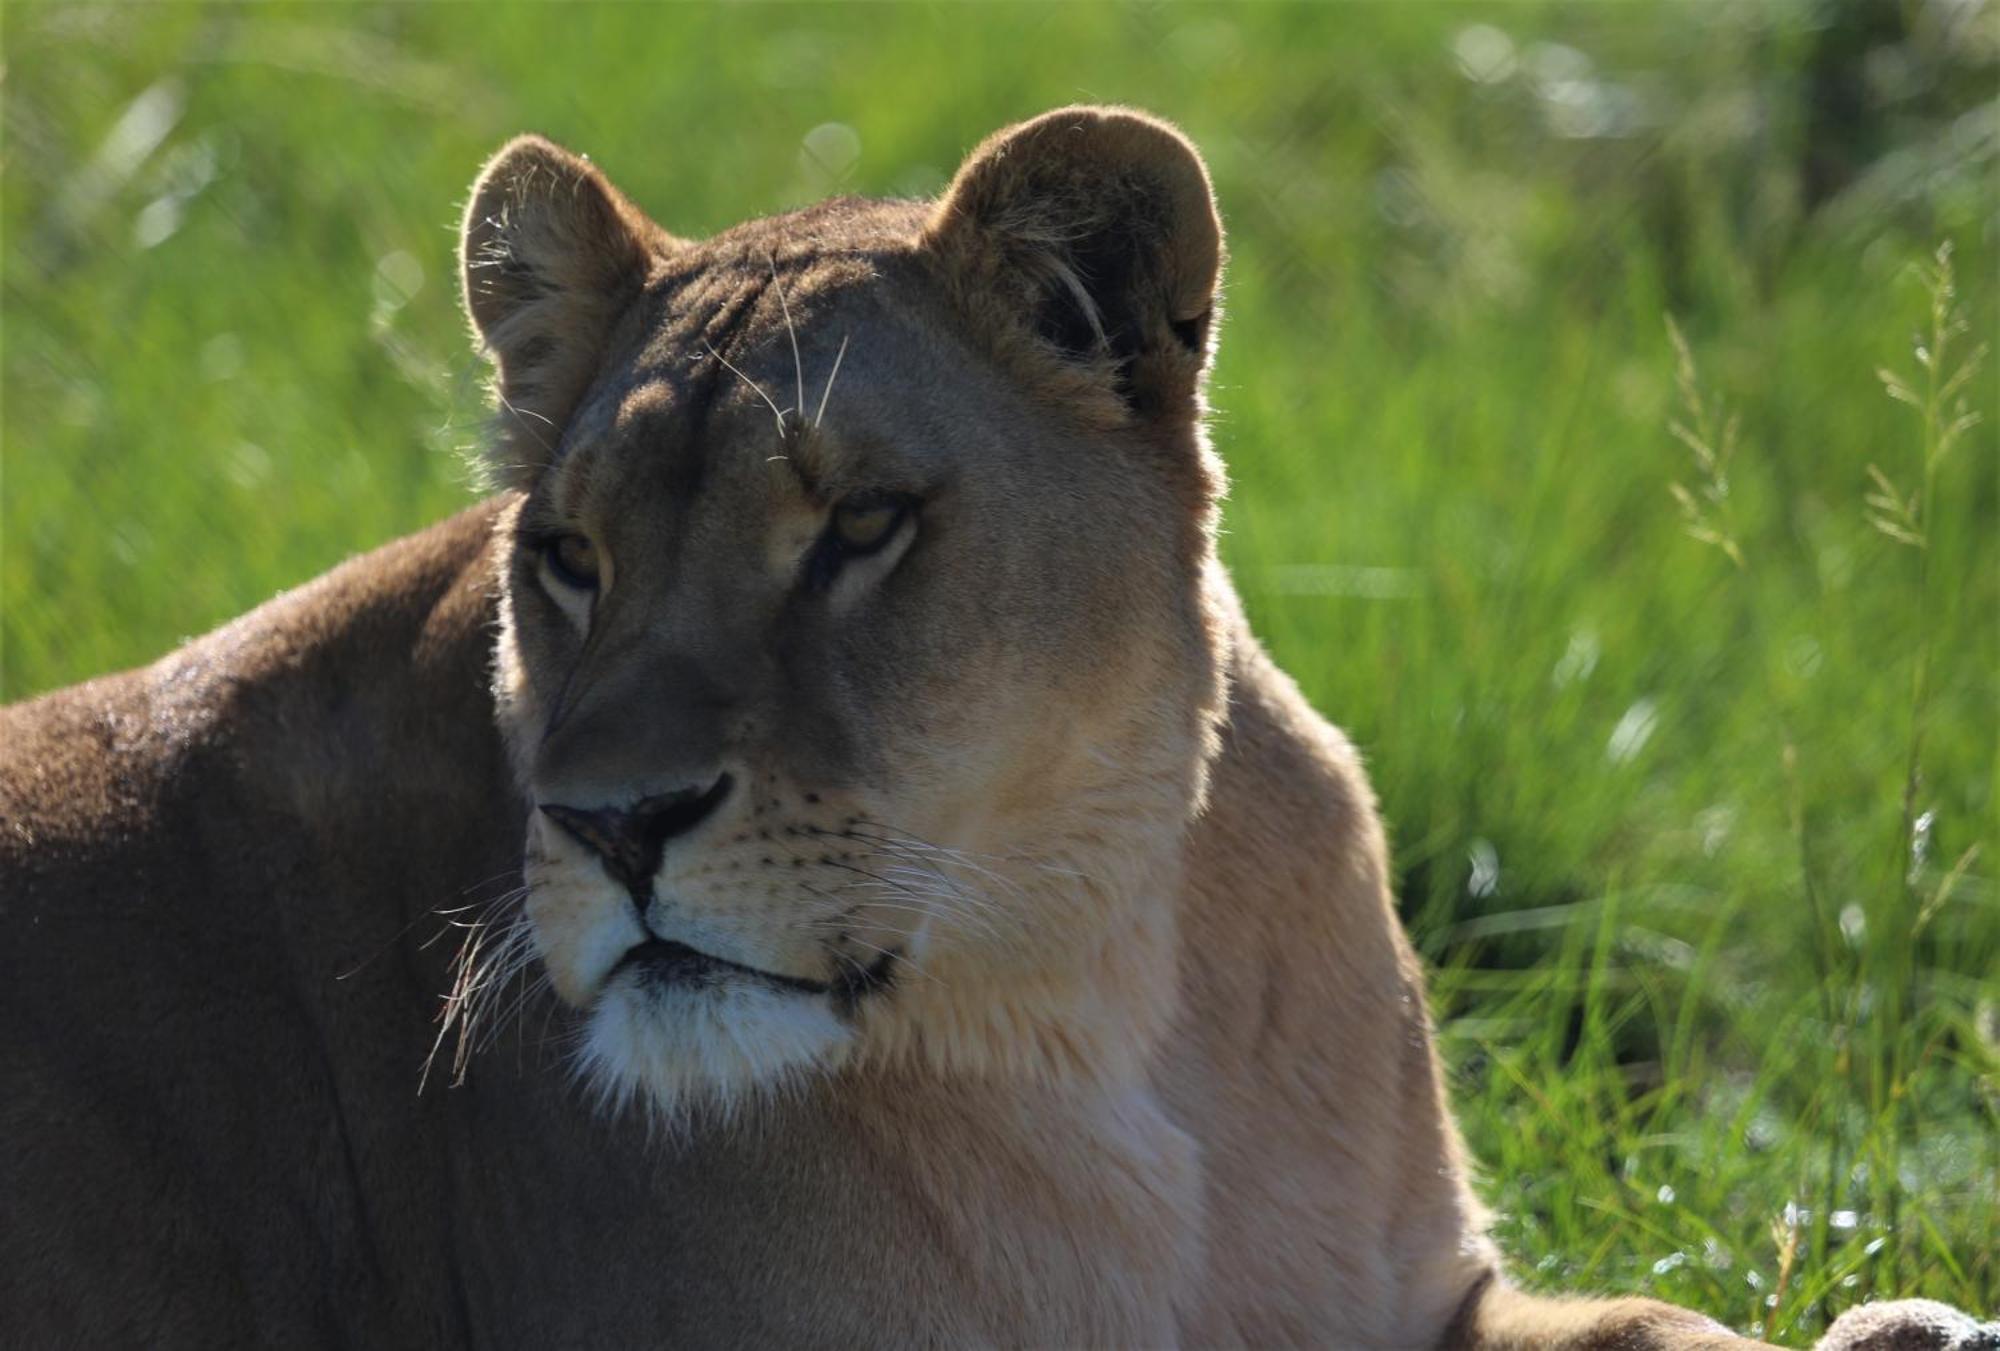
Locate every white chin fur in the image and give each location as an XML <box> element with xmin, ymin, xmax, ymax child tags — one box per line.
<box><xmin>576</xmin><ymin>971</ymin><xmax>852</xmax><ymax>1128</ymax></box>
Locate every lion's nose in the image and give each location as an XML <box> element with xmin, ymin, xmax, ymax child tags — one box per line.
<box><xmin>538</xmin><ymin>773</ymin><xmax>733</xmax><ymax>893</ymax></box>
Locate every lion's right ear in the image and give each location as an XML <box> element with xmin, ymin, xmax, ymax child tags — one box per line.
<box><xmin>459</xmin><ymin>136</ymin><xmax>673</xmax><ymax>486</ymax></box>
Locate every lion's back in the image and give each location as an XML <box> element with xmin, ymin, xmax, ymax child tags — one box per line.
<box><xmin>0</xmin><ymin>675</ymin><xmax>305</xmax><ymax>1344</ymax></box>
<box><xmin>0</xmin><ymin>509</ymin><xmax>513</xmax><ymax>1348</ymax></box>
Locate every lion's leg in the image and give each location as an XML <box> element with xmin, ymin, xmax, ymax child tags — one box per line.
<box><xmin>1442</xmin><ymin>1273</ymin><xmax>1771</xmax><ymax>1350</ymax></box>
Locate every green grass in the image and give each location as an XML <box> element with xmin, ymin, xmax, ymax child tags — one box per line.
<box><xmin>4</xmin><ymin>3</ymin><xmax>1993</xmax><ymax>1340</ymax></box>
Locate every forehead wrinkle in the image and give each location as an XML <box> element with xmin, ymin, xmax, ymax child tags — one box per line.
<box><xmin>627</xmin><ymin>239</ymin><xmax>919</xmax><ymax>511</ymax></box>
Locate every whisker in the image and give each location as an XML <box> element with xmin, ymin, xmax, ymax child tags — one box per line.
<box><xmin>770</xmin><ymin>249</ymin><xmax>805</xmax><ymax>420</ymax></box>
<box><xmin>814</xmin><ymin>334</ymin><xmax>850</xmax><ymax>428</ymax></box>
<box><xmin>830</xmin><ymin>933</ymin><xmax>940</xmax><ymax>988</ymax></box>
<box><xmin>852</xmin><ymin>818</ymin><xmax>1097</xmax><ymax>892</ymax></box>
<box><xmin>795</xmin><ymin>886</ymin><xmax>950</xmax><ymax>967</ymax></box>
<box><xmin>808</xmin><ymin>891</ymin><xmax>998</xmax><ymax>940</ymax></box>
<box><xmin>343</xmin><ymin>872</ymin><xmax>524</xmax><ymax>981</ymax></box>
<box><xmin>851</xmin><ymin>852</ymin><xmax>1015</xmax><ymax>920</ymax></box>
<box><xmin>480</xmin><ymin>963</ymin><xmax>552</xmax><ymax>1056</ymax></box>
<box><xmin>841</xmin><ymin>873</ymin><xmax>1005</xmax><ymax>923</ymax></box>
<box><xmin>821</xmin><ymin>857</ymin><xmax>1008</xmax><ymax>934</ymax></box>
<box><xmin>702</xmin><ymin>339</ymin><xmax>786</xmax><ymax>434</ymax></box>
<box><xmin>418</xmin><ymin>871</ymin><xmax>545</xmax><ymax>1093</ymax></box>
<box><xmin>493</xmin><ymin>389</ymin><xmax>558</xmax><ymax>458</ymax></box>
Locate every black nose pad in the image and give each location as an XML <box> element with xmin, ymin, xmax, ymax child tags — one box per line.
<box><xmin>538</xmin><ymin>774</ymin><xmax>733</xmax><ymax>894</ymax></box>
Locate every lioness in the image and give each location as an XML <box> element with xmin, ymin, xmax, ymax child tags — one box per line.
<box><xmin>1</xmin><ymin>107</ymin><xmax>1967</xmax><ymax>1349</ymax></box>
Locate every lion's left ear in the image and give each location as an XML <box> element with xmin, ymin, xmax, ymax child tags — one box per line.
<box><xmin>459</xmin><ymin>136</ymin><xmax>676</xmax><ymax>485</ymax></box>
<box><xmin>923</xmin><ymin>106</ymin><xmax>1223</xmax><ymax>423</ymax></box>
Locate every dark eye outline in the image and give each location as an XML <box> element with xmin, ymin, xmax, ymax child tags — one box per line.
<box><xmin>540</xmin><ymin>533</ymin><xmax>602</xmax><ymax>591</ymax></box>
<box><xmin>806</xmin><ymin>491</ymin><xmax>920</xmax><ymax>590</ymax></box>
<box><xmin>833</xmin><ymin>494</ymin><xmax>913</xmax><ymax>554</ymax></box>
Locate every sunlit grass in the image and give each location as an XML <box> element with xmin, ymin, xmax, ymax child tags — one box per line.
<box><xmin>3</xmin><ymin>3</ymin><xmax>1993</xmax><ymax>1341</ymax></box>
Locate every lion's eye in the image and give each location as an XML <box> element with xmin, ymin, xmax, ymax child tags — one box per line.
<box><xmin>805</xmin><ymin>492</ymin><xmax>919</xmax><ymax>593</ymax></box>
<box><xmin>543</xmin><ymin>533</ymin><xmax>601</xmax><ymax>590</ymax></box>
<box><xmin>830</xmin><ymin>495</ymin><xmax>910</xmax><ymax>555</ymax></box>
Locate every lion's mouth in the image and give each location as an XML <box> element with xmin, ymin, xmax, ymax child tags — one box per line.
<box><xmin>617</xmin><ymin>937</ymin><xmax>901</xmax><ymax>1015</ymax></box>
<box><xmin>619</xmin><ymin>938</ymin><xmax>832</xmax><ymax>996</ymax></box>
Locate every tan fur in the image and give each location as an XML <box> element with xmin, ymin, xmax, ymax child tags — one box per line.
<box><xmin>451</xmin><ymin>105</ymin><xmax>1779</xmax><ymax>1345</ymax></box>
<box><xmin>5</xmin><ymin>107</ymin><xmax>1952</xmax><ymax>1347</ymax></box>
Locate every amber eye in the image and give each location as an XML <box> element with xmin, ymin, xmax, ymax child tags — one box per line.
<box><xmin>543</xmin><ymin>533</ymin><xmax>601</xmax><ymax>590</ymax></box>
<box><xmin>830</xmin><ymin>495</ymin><xmax>910</xmax><ymax>555</ymax></box>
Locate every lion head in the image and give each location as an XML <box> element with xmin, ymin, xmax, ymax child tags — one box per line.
<box><xmin>458</xmin><ymin>107</ymin><xmax>1230</xmax><ymax>1121</ymax></box>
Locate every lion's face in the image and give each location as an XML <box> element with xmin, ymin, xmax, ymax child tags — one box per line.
<box><xmin>461</xmin><ymin>110</ymin><xmax>1228</xmax><ymax>1119</ymax></box>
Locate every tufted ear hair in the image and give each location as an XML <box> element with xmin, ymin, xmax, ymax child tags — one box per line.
<box><xmin>459</xmin><ymin>135</ymin><xmax>675</xmax><ymax>486</ymax></box>
<box><xmin>923</xmin><ymin>106</ymin><xmax>1223</xmax><ymax>425</ymax></box>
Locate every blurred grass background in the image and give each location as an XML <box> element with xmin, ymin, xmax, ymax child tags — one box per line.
<box><xmin>3</xmin><ymin>1</ymin><xmax>1995</xmax><ymax>1340</ymax></box>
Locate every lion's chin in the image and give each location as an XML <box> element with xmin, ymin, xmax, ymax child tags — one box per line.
<box><xmin>575</xmin><ymin>969</ymin><xmax>851</xmax><ymax>1127</ymax></box>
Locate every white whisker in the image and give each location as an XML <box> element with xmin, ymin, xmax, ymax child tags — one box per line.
<box><xmin>771</xmin><ymin>250</ymin><xmax>805</xmax><ymax>420</ymax></box>
<box><xmin>815</xmin><ymin>333</ymin><xmax>850</xmax><ymax>428</ymax></box>
<box><xmin>702</xmin><ymin>339</ymin><xmax>787</xmax><ymax>434</ymax></box>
